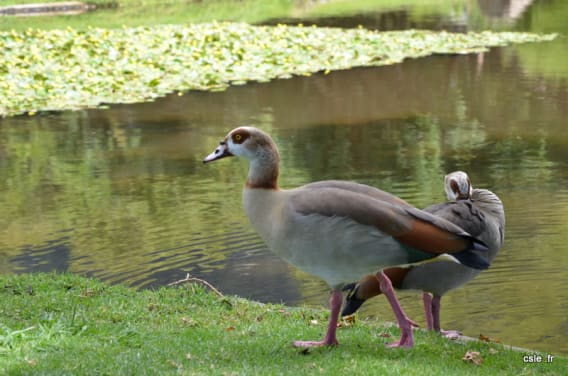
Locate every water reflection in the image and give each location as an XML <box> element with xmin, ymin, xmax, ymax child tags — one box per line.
<box><xmin>478</xmin><ymin>0</ymin><xmax>534</xmax><ymax>20</ymax></box>
<box><xmin>1</xmin><ymin>1</ymin><xmax>568</xmax><ymax>356</ymax></box>
<box><xmin>265</xmin><ymin>0</ymin><xmax>539</xmax><ymax>31</ymax></box>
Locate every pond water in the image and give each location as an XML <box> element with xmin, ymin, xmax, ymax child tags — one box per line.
<box><xmin>1</xmin><ymin>1</ymin><xmax>567</xmax><ymax>355</ymax></box>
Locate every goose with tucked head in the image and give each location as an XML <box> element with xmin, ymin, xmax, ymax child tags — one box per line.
<box><xmin>204</xmin><ymin>128</ymin><xmax>489</xmax><ymax>348</ymax></box>
<box><xmin>342</xmin><ymin>171</ymin><xmax>505</xmax><ymax>338</ymax></box>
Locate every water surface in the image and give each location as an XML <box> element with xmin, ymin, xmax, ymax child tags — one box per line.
<box><xmin>1</xmin><ymin>0</ymin><xmax>567</xmax><ymax>355</ymax></box>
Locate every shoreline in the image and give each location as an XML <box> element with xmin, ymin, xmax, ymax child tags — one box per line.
<box><xmin>0</xmin><ymin>1</ymin><xmax>96</xmax><ymax>17</ymax></box>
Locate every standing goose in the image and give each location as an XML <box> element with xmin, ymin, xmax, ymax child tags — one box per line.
<box><xmin>203</xmin><ymin>127</ymin><xmax>489</xmax><ymax>348</ymax></box>
<box><xmin>342</xmin><ymin>171</ymin><xmax>505</xmax><ymax>338</ymax></box>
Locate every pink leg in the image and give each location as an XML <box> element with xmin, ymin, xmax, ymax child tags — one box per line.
<box><xmin>377</xmin><ymin>272</ymin><xmax>414</xmax><ymax>348</ymax></box>
<box><xmin>422</xmin><ymin>292</ymin><xmax>434</xmax><ymax>330</ymax></box>
<box><xmin>431</xmin><ymin>295</ymin><xmax>441</xmax><ymax>332</ymax></box>
<box><xmin>293</xmin><ymin>290</ymin><xmax>342</xmax><ymax>348</ymax></box>
<box><xmin>431</xmin><ymin>295</ymin><xmax>461</xmax><ymax>339</ymax></box>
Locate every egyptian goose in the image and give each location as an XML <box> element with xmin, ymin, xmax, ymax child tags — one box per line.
<box><xmin>203</xmin><ymin>127</ymin><xmax>489</xmax><ymax>348</ymax></box>
<box><xmin>342</xmin><ymin>171</ymin><xmax>505</xmax><ymax>338</ymax></box>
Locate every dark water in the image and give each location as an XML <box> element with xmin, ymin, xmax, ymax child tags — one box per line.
<box><xmin>1</xmin><ymin>1</ymin><xmax>568</xmax><ymax>355</ymax></box>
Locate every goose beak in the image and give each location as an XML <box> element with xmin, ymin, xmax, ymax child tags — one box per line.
<box><xmin>203</xmin><ymin>142</ymin><xmax>233</xmax><ymax>163</ymax></box>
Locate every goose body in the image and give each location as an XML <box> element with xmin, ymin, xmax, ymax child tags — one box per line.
<box><xmin>342</xmin><ymin>172</ymin><xmax>505</xmax><ymax>336</ymax></box>
<box><xmin>401</xmin><ymin>188</ymin><xmax>504</xmax><ymax>294</ymax></box>
<box><xmin>243</xmin><ymin>185</ymin><xmax>488</xmax><ymax>289</ymax></box>
<box><xmin>244</xmin><ymin>188</ymin><xmax>409</xmax><ymax>288</ymax></box>
<box><xmin>204</xmin><ymin>127</ymin><xmax>489</xmax><ymax>348</ymax></box>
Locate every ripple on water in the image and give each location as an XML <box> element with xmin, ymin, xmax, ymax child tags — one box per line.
<box><xmin>116</xmin><ymin>226</ymin><xmax>266</xmax><ymax>288</ymax></box>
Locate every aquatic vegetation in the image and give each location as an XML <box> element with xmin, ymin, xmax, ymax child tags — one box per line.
<box><xmin>0</xmin><ymin>22</ymin><xmax>556</xmax><ymax>117</ymax></box>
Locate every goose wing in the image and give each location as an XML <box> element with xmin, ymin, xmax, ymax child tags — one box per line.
<box><xmin>290</xmin><ymin>186</ymin><xmax>489</xmax><ymax>269</ymax></box>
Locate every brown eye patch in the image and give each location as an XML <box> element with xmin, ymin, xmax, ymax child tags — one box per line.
<box><xmin>450</xmin><ymin>180</ymin><xmax>459</xmax><ymax>195</ymax></box>
<box><xmin>231</xmin><ymin>128</ymin><xmax>250</xmax><ymax>144</ymax></box>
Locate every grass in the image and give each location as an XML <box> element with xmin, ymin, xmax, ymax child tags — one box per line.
<box><xmin>0</xmin><ymin>0</ymin><xmax>468</xmax><ymax>31</ymax></box>
<box><xmin>0</xmin><ymin>273</ymin><xmax>565</xmax><ymax>375</ymax></box>
<box><xmin>0</xmin><ymin>0</ymin><xmax>295</xmax><ymax>31</ymax></box>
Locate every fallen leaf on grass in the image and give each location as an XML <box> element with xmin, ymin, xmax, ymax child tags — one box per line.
<box><xmin>463</xmin><ymin>351</ymin><xmax>483</xmax><ymax>365</ymax></box>
<box><xmin>274</xmin><ymin>309</ymin><xmax>291</xmax><ymax>317</ymax></box>
<box><xmin>338</xmin><ymin>315</ymin><xmax>356</xmax><ymax>327</ymax></box>
<box><xmin>181</xmin><ymin>317</ymin><xmax>197</xmax><ymax>326</ymax></box>
<box><xmin>26</xmin><ymin>359</ymin><xmax>37</xmax><ymax>367</ymax></box>
<box><xmin>81</xmin><ymin>288</ymin><xmax>95</xmax><ymax>297</ymax></box>
<box><xmin>167</xmin><ymin>359</ymin><xmax>182</xmax><ymax>369</ymax></box>
<box><xmin>225</xmin><ymin>326</ymin><xmax>236</xmax><ymax>332</ymax></box>
<box><xmin>479</xmin><ymin>333</ymin><xmax>501</xmax><ymax>343</ymax></box>
<box><xmin>147</xmin><ymin>303</ymin><xmax>159</xmax><ymax>311</ymax></box>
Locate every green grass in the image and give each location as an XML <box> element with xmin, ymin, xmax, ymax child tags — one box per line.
<box><xmin>0</xmin><ymin>0</ymin><xmax>468</xmax><ymax>31</ymax></box>
<box><xmin>0</xmin><ymin>273</ymin><xmax>565</xmax><ymax>375</ymax></box>
<box><xmin>0</xmin><ymin>0</ymin><xmax>111</xmax><ymax>4</ymax></box>
<box><xmin>0</xmin><ymin>0</ymin><xmax>294</xmax><ymax>31</ymax></box>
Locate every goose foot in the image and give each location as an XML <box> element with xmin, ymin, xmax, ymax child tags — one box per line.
<box><xmin>377</xmin><ymin>272</ymin><xmax>414</xmax><ymax>348</ymax></box>
<box><xmin>293</xmin><ymin>290</ymin><xmax>342</xmax><ymax>348</ymax></box>
<box><xmin>385</xmin><ymin>331</ymin><xmax>413</xmax><ymax>348</ymax></box>
<box><xmin>423</xmin><ymin>293</ymin><xmax>461</xmax><ymax>339</ymax></box>
<box><xmin>293</xmin><ymin>339</ymin><xmax>338</xmax><ymax>348</ymax></box>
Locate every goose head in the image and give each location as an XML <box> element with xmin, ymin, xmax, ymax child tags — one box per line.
<box><xmin>203</xmin><ymin>126</ymin><xmax>280</xmax><ymax>189</ymax></box>
<box><xmin>444</xmin><ymin>171</ymin><xmax>472</xmax><ymax>201</ymax></box>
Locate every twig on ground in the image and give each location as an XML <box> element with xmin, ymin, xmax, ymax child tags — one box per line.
<box><xmin>168</xmin><ymin>273</ymin><xmax>224</xmax><ymax>298</ymax></box>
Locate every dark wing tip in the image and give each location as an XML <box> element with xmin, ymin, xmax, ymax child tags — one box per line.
<box><xmin>341</xmin><ymin>298</ymin><xmax>367</xmax><ymax>317</ymax></box>
<box><xmin>452</xmin><ymin>237</ymin><xmax>491</xmax><ymax>270</ymax></box>
<box><xmin>341</xmin><ymin>283</ymin><xmax>367</xmax><ymax>317</ymax></box>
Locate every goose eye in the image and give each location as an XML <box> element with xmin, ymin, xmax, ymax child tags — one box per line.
<box><xmin>231</xmin><ymin>128</ymin><xmax>250</xmax><ymax>144</ymax></box>
<box><xmin>233</xmin><ymin>133</ymin><xmax>247</xmax><ymax>144</ymax></box>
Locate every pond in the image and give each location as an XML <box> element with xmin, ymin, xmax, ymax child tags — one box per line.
<box><xmin>1</xmin><ymin>0</ymin><xmax>567</xmax><ymax>355</ymax></box>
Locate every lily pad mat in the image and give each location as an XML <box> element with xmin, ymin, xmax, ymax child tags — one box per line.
<box><xmin>0</xmin><ymin>22</ymin><xmax>556</xmax><ymax>117</ymax></box>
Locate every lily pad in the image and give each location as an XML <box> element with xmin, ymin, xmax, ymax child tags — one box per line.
<box><xmin>0</xmin><ymin>23</ymin><xmax>557</xmax><ymax>117</ymax></box>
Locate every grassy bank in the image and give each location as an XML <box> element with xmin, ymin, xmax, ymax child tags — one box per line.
<box><xmin>0</xmin><ymin>273</ymin><xmax>565</xmax><ymax>375</ymax></box>
<box><xmin>0</xmin><ymin>0</ymin><xmax>467</xmax><ymax>31</ymax></box>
